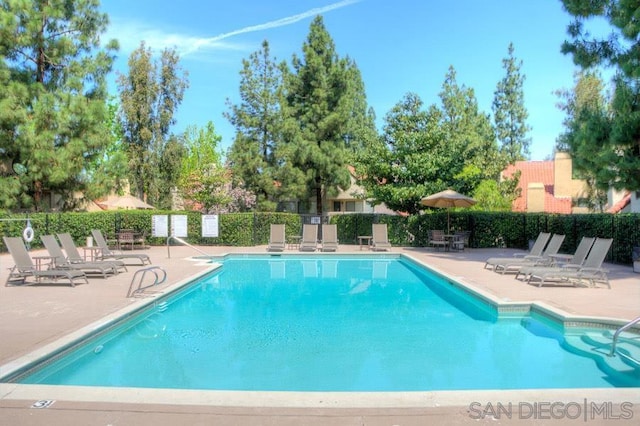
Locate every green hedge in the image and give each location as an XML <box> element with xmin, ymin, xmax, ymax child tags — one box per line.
<box><xmin>1</xmin><ymin>211</ymin><xmax>639</xmax><ymax>264</ymax></box>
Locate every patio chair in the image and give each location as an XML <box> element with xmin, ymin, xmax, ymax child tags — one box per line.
<box><xmin>3</xmin><ymin>236</ymin><xmax>88</xmax><ymax>287</ymax></box>
<box><xmin>484</xmin><ymin>232</ymin><xmax>551</xmax><ymax>270</ymax></box>
<box><xmin>321</xmin><ymin>224</ymin><xmax>339</xmax><ymax>252</ymax></box>
<box><xmin>516</xmin><ymin>236</ymin><xmax>595</xmax><ymax>281</ymax></box>
<box><xmin>428</xmin><ymin>230</ymin><xmax>448</xmax><ymax>251</ymax></box>
<box><xmin>371</xmin><ymin>223</ymin><xmax>391</xmax><ymax>251</ymax></box>
<box><xmin>41</xmin><ymin>235</ymin><xmax>120</xmax><ymax>278</ymax></box>
<box><xmin>492</xmin><ymin>234</ymin><xmax>565</xmax><ymax>275</ymax></box>
<box><xmin>299</xmin><ymin>224</ymin><xmax>318</xmax><ymax>252</ymax></box>
<box><xmin>58</xmin><ymin>233</ymin><xmax>128</xmax><ymax>273</ymax></box>
<box><xmin>267</xmin><ymin>224</ymin><xmax>286</xmax><ymax>252</ymax></box>
<box><xmin>90</xmin><ymin>229</ymin><xmax>152</xmax><ymax>266</ymax></box>
<box><xmin>450</xmin><ymin>231</ymin><xmax>470</xmax><ymax>251</ymax></box>
<box><xmin>527</xmin><ymin>238</ymin><xmax>613</xmax><ymax>288</ymax></box>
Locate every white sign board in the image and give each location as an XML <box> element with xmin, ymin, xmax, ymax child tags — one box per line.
<box><xmin>171</xmin><ymin>215</ymin><xmax>188</xmax><ymax>238</ymax></box>
<box><xmin>151</xmin><ymin>215</ymin><xmax>168</xmax><ymax>237</ymax></box>
<box><xmin>310</xmin><ymin>216</ymin><xmax>321</xmax><ymax>224</ymax></box>
<box><xmin>201</xmin><ymin>215</ymin><xmax>219</xmax><ymax>237</ymax></box>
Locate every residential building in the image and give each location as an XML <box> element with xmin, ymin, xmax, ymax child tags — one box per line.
<box><xmin>502</xmin><ymin>151</ymin><xmax>589</xmax><ymax>214</ymax></box>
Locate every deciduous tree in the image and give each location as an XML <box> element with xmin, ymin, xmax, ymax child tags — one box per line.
<box><xmin>118</xmin><ymin>42</ymin><xmax>188</xmax><ymax>208</ymax></box>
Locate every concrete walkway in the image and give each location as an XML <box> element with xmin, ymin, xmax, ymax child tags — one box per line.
<box><xmin>0</xmin><ymin>243</ymin><xmax>638</xmax><ymax>425</ymax></box>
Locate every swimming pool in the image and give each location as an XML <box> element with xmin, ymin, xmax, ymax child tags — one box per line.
<box><xmin>3</xmin><ymin>254</ymin><xmax>640</xmax><ymax>391</ymax></box>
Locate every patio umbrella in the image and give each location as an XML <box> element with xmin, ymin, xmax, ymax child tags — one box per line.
<box><xmin>101</xmin><ymin>194</ymin><xmax>154</xmax><ymax>210</ymax></box>
<box><xmin>420</xmin><ymin>189</ymin><xmax>476</xmax><ymax>233</ymax></box>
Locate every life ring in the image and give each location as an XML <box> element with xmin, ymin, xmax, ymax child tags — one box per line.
<box><xmin>23</xmin><ymin>226</ymin><xmax>34</xmax><ymax>243</ymax></box>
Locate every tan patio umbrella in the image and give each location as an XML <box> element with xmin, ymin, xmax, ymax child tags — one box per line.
<box><xmin>420</xmin><ymin>189</ymin><xmax>476</xmax><ymax>233</ymax></box>
<box><xmin>101</xmin><ymin>194</ymin><xmax>154</xmax><ymax>210</ymax></box>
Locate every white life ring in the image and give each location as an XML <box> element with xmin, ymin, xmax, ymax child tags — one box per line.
<box><xmin>23</xmin><ymin>226</ymin><xmax>34</xmax><ymax>243</ymax></box>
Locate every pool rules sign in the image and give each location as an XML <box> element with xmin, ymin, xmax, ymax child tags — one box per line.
<box><xmin>202</xmin><ymin>215</ymin><xmax>219</xmax><ymax>238</ymax></box>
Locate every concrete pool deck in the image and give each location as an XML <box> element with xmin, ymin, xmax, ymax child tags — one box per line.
<box><xmin>0</xmin><ymin>243</ymin><xmax>638</xmax><ymax>424</ymax></box>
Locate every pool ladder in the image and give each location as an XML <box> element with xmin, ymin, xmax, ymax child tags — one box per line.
<box><xmin>127</xmin><ymin>266</ymin><xmax>167</xmax><ymax>298</ymax></box>
<box><xmin>608</xmin><ymin>315</ymin><xmax>640</xmax><ymax>366</ymax></box>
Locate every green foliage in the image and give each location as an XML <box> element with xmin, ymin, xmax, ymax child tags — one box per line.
<box><xmin>492</xmin><ymin>43</ymin><xmax>531</xmax><ymax>162</ymax></box>
<box><xmin>472</xmin><ymin>178</ymin><xmax>518</xmax><ymax>212</ymax></box>
<box><xmin>1</xmin><ymin>211</ymin><xmax>638</xmax><ymax>264</ymax></box>
<box><xmin>280</xmin><ymin>16</ymin><xmax>373</xmax><ymax>213</ymax></box>
<box><xmin>118</xmin><ymin>42</ymin><xmax>189</xmax><ymax>208</ymax></box>
<box><xmin>0</xmin><ymin>0</ymin><xmax>118</xmax><ymax>211</ymax></box>
<box><xmin>177</xmin><ymin>122</ymin><xmax>230</xmax><ymax>212</ymax></box>
<box><xmin>225</xmin><ymin>41</ymin><xmax>282</xmax><ymax>210</ymax></box>
<box><xmin>560</xmin><ymin>0</ymin><xmax>640</xmax><ymax>191</ymax></box>
<box><xmin>84</xmin><ymin>96</ymin><xmax>129</xmax><ymax>200</ymax></box>
<box><xmin>357</xmin><ymin>68</ymin><xmax>500</xmax><ymax>214</ymax></box>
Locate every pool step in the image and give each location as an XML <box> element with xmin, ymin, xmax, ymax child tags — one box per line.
<box><xmin>563</xmin><ymin>332</ymin><xmax>640</xmax><ymax>379</ymax></box>
<box><xmin>583</xmin><ymin>332</ymin><xmax>640</xmax><ymax>368</ymax></box>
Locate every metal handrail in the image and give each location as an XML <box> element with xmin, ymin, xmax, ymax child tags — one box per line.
<box><xmin>127</xmin><ymin>266</ymin><xmax>167</xmax><ymax>297</ymax></box>
<box><xmin>166</xmin><ymin>235</ymin><xmax>211</xmax><ymax>258</ymax></box>
<box><xmin>609</xmin><ymin>315</ymin><xmax>640</xmax><ymax>357</ymax></box>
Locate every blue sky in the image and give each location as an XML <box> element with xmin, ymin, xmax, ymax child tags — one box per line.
<box><xmin>101</xmin><ymin>0</ymin><xmax>597</xmax><ymax>161</ymax></box>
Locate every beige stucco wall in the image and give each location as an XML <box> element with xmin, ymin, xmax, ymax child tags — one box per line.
<box><xmin>554</xmin><ymin>151</ymin><xmax>588</xmax><ymax>200</ymax></box>
<box><xmin>527</xmin><ymin>182</ymin><xmax>545</xmax><ymax>212</ymax></box>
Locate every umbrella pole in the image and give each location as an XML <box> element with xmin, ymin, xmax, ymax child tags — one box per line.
<box><xmin>447</xmin><ymin>210</ymin><xmax>450</xmax><ymax>234</ymax></box>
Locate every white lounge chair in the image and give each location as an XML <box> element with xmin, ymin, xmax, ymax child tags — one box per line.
<box><xmin>527</xmin><ymin>238</ymin><xmax>613</xmax><ymax>288</ymax></box>
<box><xmin>267</xmin><ymin>224</ymin><xmax>286</xmax><ymax>252</ymax></box>
<box><xmin>90</xmin><ymin>229</ymin><xmax>151</xmax><ymax>265</ymax></box>
<box><xmin>516</xmin><ymin>236</ymin><xmax>595</xmax><ymax>281</ymax></box>
<box><xmin>58</xmin><ymin>233</ymin><xmax>128</xmax><ymax>272</ymax></box>
<box><xmin>3</xmin><ymin>236</ymin><xmax>88</xmax><ymax>287</ymax></box>
<box><xmin>371</xmin><ymin>223</ymin><xmax>391</xmax><ymax>251</ymax></box>
<box><xmin>41</xmin><ymin>235</ymin><xmax>120</xmax><ymax>278</ymax></box>
<box><xmin>492</xmin><ymin>234</ymin><xmax>565</xmax><ymax>275</ymax></box>
<box><xmin>321</xmin><ymin>224</ymin><xmax>338</xmax><ymax>252</ymax></box>
<box><xmin>299</xmin><ymin>224</ymin><xmax>318</xmax><ymax>252</ymax></box>
<box><xmin>484</xmin><ymin>232</ymin><xmax>551</xmax><ymax>270</ymax></box>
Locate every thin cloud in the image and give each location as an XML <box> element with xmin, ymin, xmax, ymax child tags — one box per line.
<box><xmin>183</xmin><ymin>0</ymin><xmax>361</xmax><ymax>55</ymax></box>
<box><xmin>107</xmin><ymin>0</ymin><xmax>361</xmax><ymax>57</ymax></box>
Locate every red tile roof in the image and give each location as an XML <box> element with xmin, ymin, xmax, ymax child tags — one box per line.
<box><xmin>607</xmin><ymin>192</ymin><xmax>631</xmax><ymax>213</ymax></box>
<box><xmin>503</xmin><ymin>160</ymin><xmax>573</xmax><ymax>214</ymax></box>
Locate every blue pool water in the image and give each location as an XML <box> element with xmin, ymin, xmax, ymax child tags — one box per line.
<box><xmin>11</xmin><ymin>255</ymin><xmax>640</xmax><ymax>391</ymax></box>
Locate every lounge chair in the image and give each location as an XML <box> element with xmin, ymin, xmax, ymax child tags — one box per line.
<box><xmin>428</xmin><ymin>230</ymin><xmax>448</xmax><ymax>251</ymax></box>
<box><xmin>58</xmin><ymin>233</ymin><xmax>128</xmax><ymax>272</ymax></box>
<box><xmin>299</xmin><ymin>224</ymin><xmax>318</xmax><ymax>252</ymax></box>
<box><xmin>526</xmin><ymin>238</ymin><xmax>613</xmax><ymax>288</ymax></box>
<box><xmin>90</xmin><ymin>229</ymin><xmax>151</xmax><ymax>265</ymax></box>
<box><xmin>267</xmin><ymin>224</ymin><xmax>286</xmax><ymax>252</ymax></box>
<box><xmin>492</xmin><ymin>234</ymin><xmax>565</xmax><ymax>275</ymax></box>
<box><xmin>321</xmin><ymin>224</ymin><xmax>339</xmax><ymax>252</ymax></box>
<box><xmin>484</xmin><ymin>232</ymin><xmax>551</xmax><ymax>270</ymax></box>
<box><xmin>516</xmin><ymin>236</ymin><xmax>595</xmax><ymax>281</ymax></box>
<box><xmin>3</xmin><ymin>236</ymin><xmax>88</xmax><ymax>287</ymax></box>
<box><xmin>371</xmin><ymin>223</ymin><xmax>391</xmax><ymax>251</ymax></box>
<box><xmin>41</xmin><ymin>235</ymin><xmax>120</xmax><ymax>278</ymax></box>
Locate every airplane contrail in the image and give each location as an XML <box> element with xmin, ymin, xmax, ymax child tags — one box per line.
<box><xmin>184</xmin><ymin>0</ymin><xmax>361</xmax><ymax>54</ymax></box>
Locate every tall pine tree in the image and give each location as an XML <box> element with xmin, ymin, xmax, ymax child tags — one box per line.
<box><xmin>281</xmin><ymin>16</ymin><xmax>371</xmax><ymax>214</ymax></box>
<box><xmin>492</xmin><ymin>43</ymin><xmax>531</xmax><ymax>163</ymax></box>
<box><xmin>560</xmin><ymin>0</ymin><xmax>640</xmax><ymax>191</ymax></box>
<box><xmin>225</xmin><ymin>40</ymin><xmax>283</xmax><ymax>211</ymax></box>
<box><xmin>0</xmin><ymin>0</ymin><xmax>117</xmax><ymax>210</ymax></box>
